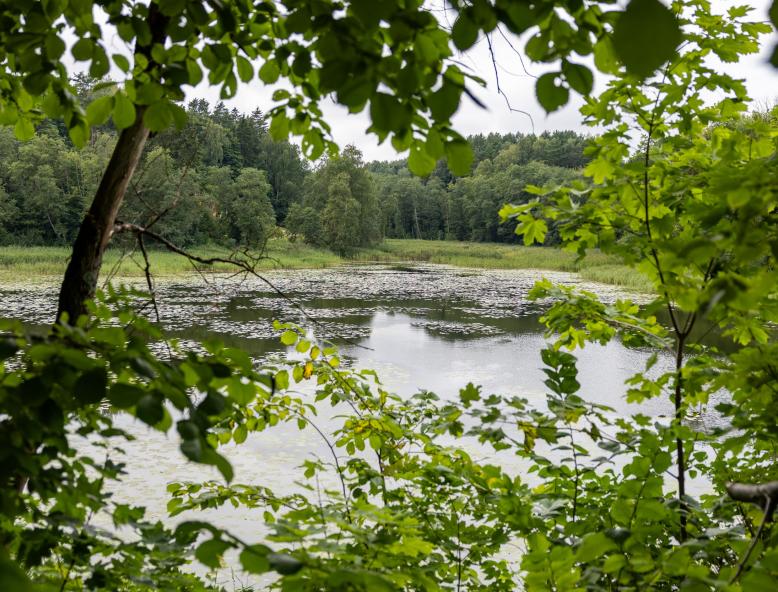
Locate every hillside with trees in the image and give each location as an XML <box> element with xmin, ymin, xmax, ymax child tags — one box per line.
<box><xmin>0</xmin><ymin>82</ymin><xmax>590</xmax><ymax>252</ymax></box>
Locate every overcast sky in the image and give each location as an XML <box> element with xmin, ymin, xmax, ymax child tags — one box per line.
<box><xmin>179</xmin><ymin>1</ymin><xmax>777</xmax><ymax>162</ymax></box>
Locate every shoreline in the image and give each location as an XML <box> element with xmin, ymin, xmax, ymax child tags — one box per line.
<box><xmin>0</xmin><ymin>239</ymin><xmax>653</xmax><ymax>292</ymax></box>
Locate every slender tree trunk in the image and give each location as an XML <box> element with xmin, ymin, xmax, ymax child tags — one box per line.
<box><xmin>56</xmin><ymin>110</ymin><xmax>149</xmax><ymax>323</ymax></box>
<box><xmin>56</xmin><ymin>2</ymin><xmax>167</xmax><ymax>323</ymax></box>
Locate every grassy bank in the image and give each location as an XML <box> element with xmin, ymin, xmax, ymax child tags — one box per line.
<box><xmin>0</xmin><ymin>240</ymin><xmax>342</xmax><ymax>283</ymax></box>
<box><xmin>356</xmin><ymin>239</ymin><xmax>652</xmax><ymax>292</ymax></box>
<box><xmin>0</xmin><ymin>238</ymin><xmax>651</xmax><ymax>292</ymax></box>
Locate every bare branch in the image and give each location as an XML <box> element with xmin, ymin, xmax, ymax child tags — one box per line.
<box><xmin>112</xmin><ymin>221</ymin><xmax>373</xmax><ymax>351</ymax></box>
<box><xmin>486</xmin><ymin>33</ymin><xmax>535</xmax><ymax>133</ymax></box>
<box><xmin>727</xmin><ymin>481</ymin><xmax>778</xmax><ymax>521</ymax></box>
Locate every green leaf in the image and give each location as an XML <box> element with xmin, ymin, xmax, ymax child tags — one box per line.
<box><xmin>259</xmin><ymin>60</ymin><xmax>280</xmax><ymax>84</ymax></box>
<box><xmin>112</xmin><ymin>53</ymin><xmax>131</xmax><ymax>72</ymax></box>
<box><xmin>408</xmin><ymin>144</ymin><xmax>436</xmax><ymax>176</ymax></box>
<box><xmin>267</xmin><ymin>553</ymin><xmax>303</xmax><ymax>575</ymax></box>
<box><xmin>535</xmin><ymin>72</ymin><xmax>569</xmax><ymax>112</ymax></box>
<box><xmin>89</xmin><ymin>47</ymin><xmax>110</xmax><ymax>78</ymax></box>
<box><xmin>186</xmin><ymin>59</ymin><xmax>203</xmax><ymax>85</ymax></box>
<box><xmin>612</xmin><ymin>0</ymin><xmax>682</xmax><ymax>78</ymax></box>
<box><xmin>23</xmin><ymin>72</ymin><xmax>51</xmax><ymax>95</ymax></box>
<box><xmin>577</xmin><ymin>532</ymin><xmax>617</xmax><ymax>562</ymax></box>
<box><xmin>233</xmin><ymin>424</ymin><xmax>248</xmax><ymax>444</ymax></box>
<box><xmin>593</xmin><ymin>38</ymin><xmax>620</xmax><ymax>75</ymax></box>
<box><xmin>113</xmin><ymin>92</ymin><xmax>137</xmax><ymax>129</ymax></box>
<box><xmin>452</xmin><ymin>15</ymin><xmax>479</xmax><ymax>50</ymax></box>
<box><xmin>195</xmin><ymin>538</ymin><xmax>231</xmax><ymax>569</ymax></box>
<box><xmin>13</xmin><ymin>119</ymin><xmax>35</xmax><ymax>141</ymax></box>
<box><xmin>227</xmin><ymin>380</ymin><xmax>255</xmax><ymax>405</ymax></box>
<box><xmin>143</xmin><ymin>101</ymin><xmax>174</xmax><ymax>132</ymax></box>
<box><xmin>236</xmin><ymin>55</ymin><xmax>253</xmax><ymax>82</ymax></box>
<box><xmin>68</xmin><ymin>121</ymin><xmax>89</xmax><ymax>148</ymax></box>
<box><xmin>515</xmin><ymin>215</ymin><xmax>547</xmax><ymax>245</ymax></box>
<box><xmin>269</xmin><ymin>112</ymin><xmax>288</xmax><ymax>141</ymax></box>
<box><xmin>239</xmin><ymin>545</ymin><xmax>271</xmax><ymax>574</ymax></box>
<box><xmin>459</xmin><ymin>383</ymin><xmax>481</xmax><ymax>407</ymax></box>
<box><xmin>86</xmin><ymin>95</ymin><xmax>114</xmax><ymax>125</ymax></box>
<box><xmin>274</xmin><ymin>370</ymin><xmax>289</xmax><ymax>391</ymax></box>
<box><xmin>71</xmin><ymin>38</ymin><xmax>93</xmax><ymax>61</ymax></box>
<box><xmin>445</xmin><ymin>140</ymin><xmax>473</xmax><ymax>176</ymax></box>
<box><xmin>280</xmin><ymin>330</ymin><xmax>298</xmax><ymax>346</ymax></box>
<box><xmin>427</xmin><ymin>80</ymin><xmax>462</xmax><ymax>122</ymax></box>
<box><xmin>561</xmin><ymin>61</ymin><xmax>593</xmax><ymax>95</ymax></box>
<box><xmin>109</xmin><ymin>383</ymin><xmax>145</xmax><ymax>408</ymax></box>
<box><xmin>74</xmin><ymin>367</ymin><xmax>107</xmax><ymax>404</ymax></box>
<box><xmin>136</xmin><ymin>394</ymin><xmax>164</xmax><ymax>426</ymax></box>
<box><xmin>370</xmin><ymin>93</ymin><xmax>410</xmax><ymax>132</ymax></box>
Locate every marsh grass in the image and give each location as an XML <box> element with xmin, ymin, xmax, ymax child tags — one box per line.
<box><xmin>0</xmin><ymin>240</ymin><xmax>341</xmax><ymax>283</ymax></box>
<box><xmin>356</xmin><ymin>239</ymin><xmax>653</xmax><ymax>291</ymax></box>
<box><xmin>0</xmin><ymin>238</ymin><xmax>652</xmax><ymax>292</ymax></box>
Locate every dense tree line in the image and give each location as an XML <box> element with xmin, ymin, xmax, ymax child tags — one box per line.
<box><xmin>369</xmin><ymin>130</ymin><xmax>588</xmax><ymax>243</ymax></box>
<box><xmin>0</xmin><ymin>83</ymin><xmax>590</xmax><ymax>251</ymax></box>
<box><xmin>0</xmin><ymin>79</ymin><xmax>310</xmax><ymax>249</ymax></box>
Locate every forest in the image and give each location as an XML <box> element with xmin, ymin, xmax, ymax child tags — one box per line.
<box><xmin>0</xmin><ymin>77</ymin><xmax>590</xmax><ymax>252</ymax></box>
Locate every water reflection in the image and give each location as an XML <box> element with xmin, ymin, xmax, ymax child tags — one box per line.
<box><xmin>0</xmin><ymin>264</ymin><xmax>670</xmax><ymax>413</ymax></box>
<box><xmin>2</xmin><ymin>264</ymin><xmax>719</xmax><ymax>584</ymax></box>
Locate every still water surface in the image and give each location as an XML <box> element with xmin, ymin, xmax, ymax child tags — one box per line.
<box><xmin>1</xmin><ymin>264</ymin><xmax>690</xmax><ymax>583</ymax></box>
<box><xmin>2</xmin><ymin>263</ymin><xmax>663</xmax><ymax>411</ymax></box>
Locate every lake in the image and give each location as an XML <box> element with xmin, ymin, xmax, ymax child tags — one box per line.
<box><xmin>0</xmin><ymin>263</ymin><xmax>664</xmax><ymax>412</ymax></box>
<box><xmin>1</xmin><ymin>263</ymin><xmax>701</xmax><ymax>585</ymax></box>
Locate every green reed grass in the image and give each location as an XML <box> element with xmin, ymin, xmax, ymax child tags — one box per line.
<box><xmin>355</xmin><ymin>239</ymin><xmax>653</xmax><ymax>291</ymax></box>
<box><xmin>0</xmin><ymin>238</ymin><xmax>652</xmax><ymax>292</ymax></box>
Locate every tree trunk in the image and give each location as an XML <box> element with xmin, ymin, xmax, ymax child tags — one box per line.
<box><xmin>56</xmin><ymin>110</ymin><xmax>149</xmax><ymax>323</ymax></box>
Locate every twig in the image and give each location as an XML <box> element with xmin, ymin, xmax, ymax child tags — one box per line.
<box><xmin>111</xmin><ymin>221</ymin><xmax>373</xmax><ymax>351</ymax></box>
<box><xmin>486</xmin><ymin>33</ymin><xmax>535</xmax><ymax>133</ymax></box>
<box><xmin>726</xmin><ymin>481</ymin><xmax>778</xmax><ymax>582</ymax></box>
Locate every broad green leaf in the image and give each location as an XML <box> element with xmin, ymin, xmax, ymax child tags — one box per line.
<box><xmin>259</xmin><ymin>60</ymin><xmax>280</xmax><ymax>84</ymax></box>
<box><xmin>267</xmin><ymin>553</ymin><xmax>303</xmax><ymax>575</ymax></box>
<box><xmin>236</xmin><ymin>55</ymin><xmax>253</xmax><ymax>82</ymax></box>
<box><xmin>408</xmin><ymin>144</ymin><xmax>436</xmax><ymax>176</ymax></box>
<box><xmin>233</xmin><ymin>424</ymin><xmax>248</xmax><ymax>444</ymax></box>
<box><xmin>452</xmin><ymin>15</ymin><xmax>479</xmax><ymax>50</ymax></box>
<box><xmin>112</xmin><ymin>53</ymin><xmax>131</xmax><ymax>72</ymax></box>
<box><xmin>23</xmin><ymin>72</ymin><xmax>51</xmax><ymax>95</ymax></box>
<box><xmin>86</xmin><ymin>95</ymin><xmax>114</xmax><ymax>125</ymax></box>
<box><xmin>240</xmin><ymin>545</ymin><xmax>271</xmax><ymax>574</ymax></box>
<box><xmin>612</xmin><ymin>0</ymin><xmax>682</xmax><ymax>78</ymax></box>
<box><xmin>269</xmin><ymin>112</ymin><xmax>288</xmax><ymax>140</ymax></box>
<box><xmin>13</xmin><ymin>119</ymin><xmax>35</xmax><ymax>141</ymax></box>
<box><xmin>71</xmin><ymin>38</ymin><xmax>93</xmax><ymax>61</ymax></box>
<box><xmin>593</xmin><ymin>37</ymin><xmax>620</xmax><ymax>75</ymax></box>
<box><xmin>427</xmin><ymin>80</ymin><xmax>462</xmax><ymax>122</ymax></box>
<box><xmin>143</xmin><ymin>101</ymin><xmax>174</xmax><ymax>131</ymax></box>
<box><xmin>561</xmin><ymin>61</ymin><xmax>593</xmax><ymax>95</ymax></box>
<box><xmin>535</xmin><ymin>72</ymin><xmax>569</xmax><ymax>112</ymax></box>
<box><xmin>577</xmin><ymin>532</ymin><xmax>617</xmax><ymax>562</ymax></box>
<box><xmin>136</xmin><ymin>393</ymin><xmax>164</xmax><ymax>426</ymax></box>
<box><xmin>108</xmin><ymin>383</ymin><xmax>145</xmax><ymax>408</ymax></box>
<box><xmin>195</xmin><ymin>538</ymin><xmax>231</xmax><ymax>569</ymax></box>
<box><xmin>113</xmin><ymin>92</ymin><xmax>136</xmax><ymax>129</ymax></box>
<box><xmin>445</xmin><ymin>140</ymin><xmax>473</xmax><ymax>176</ymax></box>
<box><xmin>370</xmin><ymin>93</ymin><xmax>410</xmax><ymax>132</ymax></box>
<box><xmin>68</xmin><ymin>121</ymin><xmax>89</xmax><ymax>148</ymax></box>
<box><xmin>74</xmin><ymin>367</ymin><xmax>107</xmax><ymax>404</ymax></box>
<box><xmin>280</xmin><ymin>330</ymin><xmax>298</xmax><ymax>345</ymax></box>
